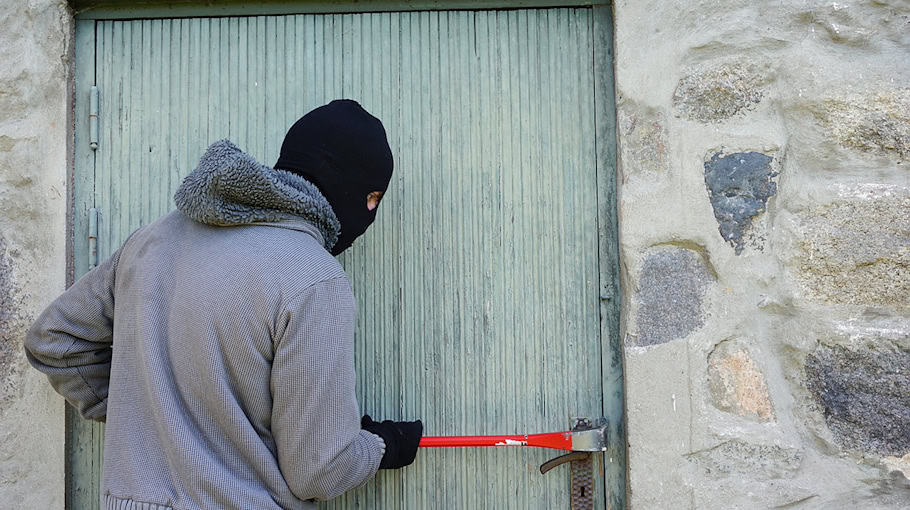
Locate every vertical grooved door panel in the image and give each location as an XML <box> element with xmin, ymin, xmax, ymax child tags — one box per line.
<box><xmin>81</xmin><ymin>8</ymin><xmax>613</xmax><ymax>509</ymax></box>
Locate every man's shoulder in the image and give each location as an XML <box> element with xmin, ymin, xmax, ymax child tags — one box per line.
<box><xmin>230</xmin><ymin>222</ymin><xmax>350</xmax><ymax>300</ymax></box>
<box><xmin>131</xmin><ymin>211</ymin><xmax>349</xmax><ymax>289</ymax></box>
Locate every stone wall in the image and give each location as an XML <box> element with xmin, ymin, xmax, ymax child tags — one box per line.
<box><xmin>0</xmin><ymin>0</ymin><xmax>71</xmax><ymax>507</ymax></box>
<box><xmin>614</xmin><ymin>0</ymin><xmax>910</xmax><ymax>508</ymax></box>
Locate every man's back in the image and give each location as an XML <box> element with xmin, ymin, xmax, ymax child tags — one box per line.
<box><xmin>26</xmin><ymin>138</ymin><xmax>388</xmax><ymax>510</ymax></box>
<box><xmin>103</xmin><ymin>210</ymin><xmax>351</xmax><ymax>509</ymax></box>
<box><xmin>26</xmin><ymin>102</ymin><xmax>422</xmax><ymax>509</ymax></box>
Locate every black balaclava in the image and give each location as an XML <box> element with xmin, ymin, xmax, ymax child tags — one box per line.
<box><xmin>275</xmin><ymin>99</ymin><xmax>394</xmax><ymax>255</ymax></box>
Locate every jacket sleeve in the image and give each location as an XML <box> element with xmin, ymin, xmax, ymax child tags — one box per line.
<box><xmin>23</xmin><ymin>247</ymin><xmax>124</xmax><ymax>422</ymax></box>
<box><xmin>271</xmin><ymin>276</ymin><xmax>385</xmax><ymax>501</ymax></box>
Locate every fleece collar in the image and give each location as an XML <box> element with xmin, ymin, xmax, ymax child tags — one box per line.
<box><xmin>174</xmin><ymin>140</ymin><xmax>340</xmax><ymax>250</ymax></box>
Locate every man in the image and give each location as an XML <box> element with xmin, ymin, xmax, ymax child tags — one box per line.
<box><xmin>24</xmin><ymin>99</ymin><xmax>422</xmax><ymax>509</ymax></box>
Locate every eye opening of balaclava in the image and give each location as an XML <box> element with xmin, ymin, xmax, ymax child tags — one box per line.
<box><xmin>275</xmin><ymin>99</ymin><xmax>394</xmax><ymax>255</ymax></box>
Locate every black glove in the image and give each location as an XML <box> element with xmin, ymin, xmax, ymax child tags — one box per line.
<box><xmin>361</xmin><ymin>415</ymin><xmax>423</xmax><ymax>470</ymax></box>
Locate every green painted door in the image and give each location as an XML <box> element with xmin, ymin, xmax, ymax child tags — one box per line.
<box><xmin>72</xmin><ymin>6</ymin><xmax>622</xmax><ymax>509</ymax></box>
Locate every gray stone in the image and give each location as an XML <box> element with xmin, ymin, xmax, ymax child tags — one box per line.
<box><xmin>672</xmin><ymin>62</ymin><xmax>771</xmax><ymax>122</ymax></box>
<box><xmin>796</xmin><ymin>193</ymin><xmax>910</xmax><ymax>308</ymax></box>
<box><xmin>687</xmin><ymin>439</ymin><xmax>803</xmax><ymax>480</ymax></box>
<box><xmin>810</xmin><ymin>89</ymin><xmax>910</xmax><ymax>161</ymax></box>
<box><xmin>704</xmin><ymin>151</ymin><xmax>777</xmax><ymax>255</ymax></box>
<box><xmin>634</xmin><ymin>247</ymin><xmax>714</xmax><ymax>346</ymax></box>
<box><xmin>806</xmin><ymin>343</ymin><xmax>910</xmax><ymax>457</ymax></box>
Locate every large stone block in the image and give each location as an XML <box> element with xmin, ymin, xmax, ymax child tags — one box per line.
<box><xmin>673</xmin><ymin>61</ymin><xmax>772</xmax><ymax>123</ymax></box>
<box><xmin>633</xmin><ymin>246</ymin><xmax>715</xmax><ymax>346</ymax></box>
<box><xmin>806</xmin><ymin>343</ymin><xmax>910</xmax><ymax>457</ymax></box>
<box><xmin>794</xmin><ymin>190</ymin><xmax>910</xmax><ymax>307</ymax></box>
<box><xmin>809</xmin><ymin>89</ymin><xmax>910</xmax><ymax>161</ymax></box>
<box><xmin>707</xmin><ymin>340</ymin><xmax>774</xmax><ymax>422</ymax></box>
<box><xmin>704</xmin><ymin>151</ymin><xmax>778</xmax><ymax>255</ymax></box>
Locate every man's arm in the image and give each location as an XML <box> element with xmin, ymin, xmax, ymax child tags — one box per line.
<box><xmin>23</xmin><ymin>248</ymin><xmax>123</xmax><ymax>422</ymax></box>
<box><xmin>271</xmin><ymin>276</ymin><xmax>385</xmax><ymax>501</ymax></box>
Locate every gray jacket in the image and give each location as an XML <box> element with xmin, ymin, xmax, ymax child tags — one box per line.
<box><xmin>24</xmin><ymin>140</ymin><xmax>384</xmax><ymax>510</ymax></box>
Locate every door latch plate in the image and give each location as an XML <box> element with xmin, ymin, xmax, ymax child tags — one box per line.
<box><xmin>569</xmin><ymin>450</ymin><xmax>594</xmax><ymax>510</ymax></box>
<box><xmin>569</xmin><ymin>417</ymin><xmax>594</xmax><ymax>510</ymax></box>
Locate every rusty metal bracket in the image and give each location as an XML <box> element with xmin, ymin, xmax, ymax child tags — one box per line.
<box><xmin>567</xmin><ymin>417</ymin><xmax>595</xmax><ymax>510</ymax></box>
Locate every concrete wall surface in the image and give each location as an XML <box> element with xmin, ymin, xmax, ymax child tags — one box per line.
<box><xmin>0</xmin><ymin>0</ymin><xmax>71</xmax><ymax>508</ymax></box>
<box><xmin>614</xmin><ymin>0</ymin><xmax>909</xmax><ymax>508</ymax></box>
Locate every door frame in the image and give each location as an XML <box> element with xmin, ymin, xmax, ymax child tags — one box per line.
<box><xmin>69</xmin><ymin>2</ymin><xmax>624</xmax><ymax>508</ymax></box>
<box><xmin>73</xmin><ymin>0</ymin><xmax>603</xmax><ymax>19</ymax></box>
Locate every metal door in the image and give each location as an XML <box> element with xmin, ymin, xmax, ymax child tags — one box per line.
<box><xmin>72</xmin><ymin>6</ymin><xmax>622</xmax><ymax>509</ymax></box>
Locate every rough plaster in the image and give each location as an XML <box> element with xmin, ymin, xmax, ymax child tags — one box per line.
<box><xmin>615</xmin><ymin>0</ymin><xmax>910</xmax><ymax>508</ymax></box>
<box><xmin>0</xmin><ymin>0</ymin><xmax>70</xmax><ymax>507</ymax></box>
<box><xmin>0</xmin><ymin>235</ymin><xmax>27</xmax><ymax>414</ymax></box>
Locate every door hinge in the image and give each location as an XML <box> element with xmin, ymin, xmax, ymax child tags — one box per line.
<box><xmin>89</xmin><ymin>86</ymin><xmax>99</xmax><ymax>150</ymax></box>
<box><xmin>88</xmin><ymin>207</ymin><xmax>98</xmax><ymax>269</ymax></box>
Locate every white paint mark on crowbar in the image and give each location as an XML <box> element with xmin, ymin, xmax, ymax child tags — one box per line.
<box><xmin>495</xmin><ymin>439</ymin><xmax>529</xmax><ymax>446</ymax></box>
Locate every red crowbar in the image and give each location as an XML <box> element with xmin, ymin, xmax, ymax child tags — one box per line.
<box><xmin>418</xmin><ymin>421</ymin><xmax>608</xmax><ymax>452</ymax></box>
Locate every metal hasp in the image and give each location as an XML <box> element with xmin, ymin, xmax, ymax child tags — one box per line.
<box><xmin>538</xmin><ymin>417</ymin><xmax>608</xmax><ymax>470</ymax></box>
<box><xmin>569</xmin><ymin>416</ymin><xmax>609</xmax><ymax>452</ymax></box>
<box><xmin>89</xmin><ymin>86</ymin><xmax>99</xmax><ymax>150</ymax></box>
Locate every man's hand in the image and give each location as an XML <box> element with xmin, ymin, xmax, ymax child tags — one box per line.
<box><xmin>361</xmin><ymin>415</ymin><xmax>423</xmax><ymax>469</ymax></box>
